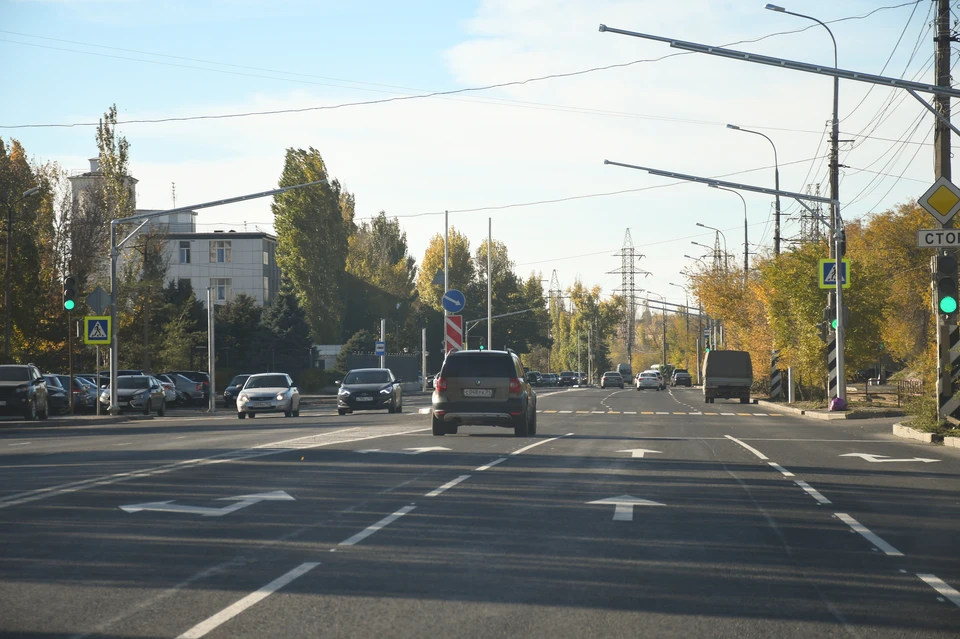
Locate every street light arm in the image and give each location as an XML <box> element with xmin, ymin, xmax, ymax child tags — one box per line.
<box><xmin>766</xmin><ymin>6</ymin><xmax>837</xmax><ymax>66</ymax></box>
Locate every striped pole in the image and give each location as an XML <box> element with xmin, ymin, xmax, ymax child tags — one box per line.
<box><xmin>770</xmin><ymin>350</ymin><xmax>782</xmax><ymax>401</ymax></box>
<box><xmin>941</xmin><ymin>323</ymin><xmax>960</xmax><ymax>417</ymax></box>
<box><xmin>827</xmin><ymin>335</ymin><xmax>838</xmax><ymax>398</ymax></box>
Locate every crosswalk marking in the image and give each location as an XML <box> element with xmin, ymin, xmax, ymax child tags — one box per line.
<box><xmin>608</xmin><ymin>411</ymin><xmax>620</xmax><ymax>414</ymax></box>
<box><xmin>624</xmin><ymin>411</ymin><xmax>637</xmax><ymax>415</ymax></box>
<box><xmin>576</xmin><ymin>410</ymin><xmax>590</xmax><ymax>414</ymax></box>
<box><xmin>559</xmin><ymin>410</ymin><xmax>572</xmax><ymax>414</ymax></box>
<box><xmin>705</xmin><ymin>412</ymin><xmax>718</xmax><ymax>415</ymax></box>
<box><xmin>641</xmin><ymin>411</ymin><xmax>654</xmax><ymax>415</ymax></box>
<box><xmin>672</xmin><ymin>412</ymin><xmax>685</xmax><ymax>415</ymax></box>
<box><xmin>544</xmin><ymin>410</ymin><xmax>557</xmax><ymax>413</ymax></box>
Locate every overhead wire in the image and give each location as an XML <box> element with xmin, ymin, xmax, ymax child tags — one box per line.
<box><xmin>0</xmin><ymin>1</ymin><xmax>925</xmax><ymax>130</ymax></box>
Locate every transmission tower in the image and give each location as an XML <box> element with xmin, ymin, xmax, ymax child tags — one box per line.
<box><xmin>801</xmin><ymin>183</ymin><xmax>825</xmax><ymax>244</ymax></box>
<box><xmin>609</xmin><ymin>229</ymin><xmax>649</xmax><ymax>363</ymax></box>
<box><xmin>548</xmin><ymin>269</ymin><xmax>563</xmax><ymax>315</ymax></box>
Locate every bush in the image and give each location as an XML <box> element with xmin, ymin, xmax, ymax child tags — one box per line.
<box><xmin>903</xmin><ymin>394</ymin><xmax>947</xmax><ymax>433</ymax></box>
<box><xmin>296</xmin><ymin>368</ymin><xmax>339</xmax><ymax>394</ymax></box>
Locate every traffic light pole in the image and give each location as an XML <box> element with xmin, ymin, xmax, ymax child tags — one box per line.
<box><xmin>834</xmin><ymin>227</ymin><xmax>846</xmax><ymax>402</ymax></box>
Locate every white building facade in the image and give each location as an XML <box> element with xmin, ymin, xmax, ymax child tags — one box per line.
<box><xmin>163</xmin><ymin>229</ymin><xmax>281</xmax><ymax>306</ymax></box>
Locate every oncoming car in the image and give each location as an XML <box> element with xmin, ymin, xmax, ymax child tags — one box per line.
<box><xmin>236</xmin><ymin>373</ymin><xmax>300</xmax><ymax>419</ymax></box>
<box><xmin>336</xmin><ymin>368</ymin><xmax>403</xmax><ymax>415</ymax></box>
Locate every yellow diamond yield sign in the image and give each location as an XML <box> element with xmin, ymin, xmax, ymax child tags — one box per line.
<box><xmin>919</xmin><ymin>177</ymin><xmax>960</xmax><ymax>225</ymax></box>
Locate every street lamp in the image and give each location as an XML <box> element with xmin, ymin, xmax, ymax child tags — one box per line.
<box><xmin>727</xmin><ymin>123</ymin><xmax>780</xmax><ymax>256</ymax></box>
<box><xmin>695</xmin><ymin>223</ymin><xmax>729</xmax><ymax>270</ymax></box>
<box><xmin>2</xmin><ymin>186</ymin><xmax>40</xmax><ymax>362</ymax></box>
<box><xmin>668</xmin><ymin>282</ymin><xmax>691</xmax><ymax>371</ymax></box>
<box><xmin>684</xmin><ymin>254</ymin><xmax>707</xmax><ymax>265</ymax></box>
<box><xmin>765</xmin><ymin>3</ymin><xmax>839</xmax><ymax>254</ymax></box>
<box><xmin>708</xmin><ymin>185</ymin><xmax>749</xmax><ymax>286</ymax></box>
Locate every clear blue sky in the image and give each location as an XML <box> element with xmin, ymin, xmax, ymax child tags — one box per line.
<box><xmin>0</xmin><ymin>0</ymin><xmax>939</xmax><ymax>307</ymax></box>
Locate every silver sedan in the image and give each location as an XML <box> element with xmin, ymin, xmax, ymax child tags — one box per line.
<box><xmin>237</xmin><ymin>373</ymin><xmax>301</xmax><ymax>419</ymax></box>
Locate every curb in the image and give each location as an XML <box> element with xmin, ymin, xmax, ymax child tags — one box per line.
<box><xmin>892</xmin><ymin>422</ymin><xmax>943</xmax><ymax>443</ymax></box>
<box><xmin>755</xmin><ymin>400</ymin><xmax>847</xmax><ymax>420</ymax></box>
<box><xmin>945</xmin><ymin>436</ymin><xmax>960</xmax><ymax>449</ymax></box>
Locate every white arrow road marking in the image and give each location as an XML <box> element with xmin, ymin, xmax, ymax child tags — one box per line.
<box><xmin>121</xmin><ymin>490</ymin><xmax>294</xmax><ymax>517</ymax></box>
<box><xmin>587</xmin><ymin>495</ymin><xmax>665</xmax><ymax>521</ymax></box>
<box><xmin>840</xmin><ymin>453</ymin><xmax>940</xmax><ymax>463</ymax></box>
<box><xmin>618</xmin><ymin>449</ymin><xmax>662</xmax><ymax>458</ymax></box>
<box><xmin>357</xmin><ymin>447</ymin><xmax>451</xmax><ymax>455</ymax></box>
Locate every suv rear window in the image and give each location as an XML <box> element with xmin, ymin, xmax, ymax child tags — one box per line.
<box><xmin>441</xmin><ymin>354</ymin><xmax>517</xmax><ymax>378</ymax></box>
<box><xmin>0</xmin><ymin>367</ymin><xmax>30</xmax><ymax>381</ymax></box>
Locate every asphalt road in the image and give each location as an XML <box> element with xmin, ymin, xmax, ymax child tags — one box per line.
<box><xmin>2</xmin><ymin>386</ymin><xmax>959</xmax><ymax>638</ymax></box>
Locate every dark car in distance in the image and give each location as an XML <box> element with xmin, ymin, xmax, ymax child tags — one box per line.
<box><xmin>337</xmin><ymin>368</ymin><xmax>403</xmax><ymax>415</ymax></box>
<box><xmin>558</xmin><ymin>371</ymin><xmax>577</xmax><ymax>387</ymax></box>
<box><xmin>167</xmin><ymin>371</ymin><xmax>210</xmax><ymax>403</ymax></box>
<box><xmin>671</xmin><ymin>368</ymin><xmax>692</xmax><ymax>387</ymax></box>
<box><xmin>431</xmin><ymin>349</ymin><xmax>536</xmax><ymax>437</ymax></box>
<box><xmin>223</xmin><ymin>374</ymin><xmax>252</xmax><ymax>408</ymax></box>
<box><xmin>525</xmin><ymin>371</ymin><xmax>543</xmax><ymax>386</ymax></box>
<box><xmin>600</xmin><ymin>372</ymin><xmax>624</xmax><ymax>389</ymax></box>
<box><xmin>43</xmin><ymin>375</ymin><xmax>70</xmax><ymax>415</ymax></box>
<box><xmin>0</xmin><ymin>364</ymin><xmax>49</xmax><ymax>420</ymax></box>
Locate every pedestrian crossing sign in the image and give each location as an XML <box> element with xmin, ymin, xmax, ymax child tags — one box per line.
<box><xmin>818</xmin><ymin>258</ymin><xmax>851</xmax><ymax>289</ymax></box>
<box><xmin>83</xmin><ymin>316</ymin><xmax>111</xmax><ymax>345</ymax></box>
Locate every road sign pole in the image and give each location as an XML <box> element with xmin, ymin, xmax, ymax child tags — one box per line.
<box><xmin>380</xmin><ymin>318</ymin><xmax>386</xmax><ymax>369</ymax></box>
<box><xmin>935</xmin><ymin>0</ymin><xmax>955</xmax><ymax>424</ymax></box>
<box><xmin>67</xmin><ymin>310</ymin><xmax>74</xmax><ymax>416</ymax></box>
<box><xmin>95</xmin><ymin>345</ymin><xmax>100</xmax><ymax>416</ymax></box>
<box><xmin>834</xmin><ymin>228</ymin><xmax>846</xmax><ymax>402</ymax></box>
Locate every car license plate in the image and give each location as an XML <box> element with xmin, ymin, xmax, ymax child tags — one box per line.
<box><xmin>249</xmin><ymin>402</ymin><xmax>269</xmax><ymax>408</ymax></box>
<box><xmin>463</xmin><ymin>388</ymin><xmax>493</xmax><ymax>398</ymax></box>
<box><xmin>119</xmin><ymin>401</ymin><xmax>129</xmax><ymax>406</ymax></box>
<box><xmin>356</xmin><ymin>397</ymin><xmax>373</xmax><ymax>402</ymax></box>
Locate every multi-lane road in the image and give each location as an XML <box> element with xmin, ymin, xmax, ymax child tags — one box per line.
<box><xmin>2</xmin><ymin>386</ymin><xmax>959</xmax><ymax>638</ymax></box>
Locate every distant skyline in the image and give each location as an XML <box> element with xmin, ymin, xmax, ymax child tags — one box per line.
<box><xmin>1</xmin><ymin>0</ymin><xmax>938</xmax><ymax>307</ymax></box>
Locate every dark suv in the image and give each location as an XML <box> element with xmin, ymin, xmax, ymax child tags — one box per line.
<box><xmin>0</xmin><ymin>364</ymin><xmax>49</xmax><ymax>420</ymax></box>
<box><xmin>431</xmin><ymin>349</ymin><xmax>537</xmax><ymax>437</ymax></box>
<box><xmin>558</xmin><ymin>371</ymin><xmax>577</xmax><ymax>387</ymax></box>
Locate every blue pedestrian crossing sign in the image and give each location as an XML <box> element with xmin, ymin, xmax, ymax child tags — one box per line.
<box><xmin>83</xmin><ymin>316</ymin><xmax>111</xmax><ymax>345</ymax></box>
<box><xmin>818</xmin><ymin>259</ymin><xmax>851</xmax><ymax>289</ymax></box>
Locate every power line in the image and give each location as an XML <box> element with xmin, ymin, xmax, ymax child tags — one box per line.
<box><xmin>0</xmin><ymin>1</ymin><xmax>922</xmax><ymax>130</ymax></box>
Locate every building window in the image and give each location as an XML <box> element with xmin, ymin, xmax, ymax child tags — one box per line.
<box><xmin>264</xmin><ymin>276</ymin><xmax>270</xmax><ymax>300</ymax></box>
<box><xmin>210</xmin><ymin>278</ymin><xmax>232</xmax><ymax>302</ymax></box>
<box><xmin>209</xmin><ymin>240</ymin><xmax>232</xmax><ymax>263</ymax></box>
<box><xmin>179</xmin><ymin>241</ymin><xmax>191</xmax><ymax>264</ymax></box>
<box><xmin>263</xmin><ymin>250</ymin><xmax>269</xmax><ymax>265</ymax></box>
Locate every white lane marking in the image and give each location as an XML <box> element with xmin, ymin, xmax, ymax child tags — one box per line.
<box><xmin>835</xmin><ymin>513</ymin><xmax>903</xmax><ymax>556</ymax></box>
<box><xmin>476</xmin><ymin>457</ymin><xmax>507</xmax><ymax>471</ymax></box>
<box><xmin>418</xmin><ymin>408</ymin><xmax>431</xmax><ymax>414</ymax></box>
<box><xmin>176</xmin><ymin>562</ymin><xmax>320</xmax><ymax>638</ymax></box>
<box><xmin>8</xmin><ymin>442</ymin><xmax>30</xmax><ymax>446</ymax></box>
<box><xmin>918</xmin><ymin>574</ymin><xmax>960</xmax><ymax>608</ymax></box>
<box><xmin>425</xmin><ymin>475</ymin><xmax>471</xmax><ymax>497</ymax></box>
<box><xmin>0</xmin><ymin>425</ymin><xmax>429</xmax><ymax>510</ymax></box>
<box><xmin>558</xmin><ymin>410</ymin><xmax>573</xmax><ymax>414</ymax></box>
<box><xmin>624</xmin><ymin>411</ymin><xmax>637</xmax><ymax>415</ymax></box>
<box><xmin>510</xmin><ymin>433</ymin><xmax>573</xmax><ymax>456</ymax></box>
<box><xmin>725</xmin><ymin>435</ymin><xmax>769</xmax><ymax>460</ymax></box>
<box><xmin>768</xmin><ymin>462</ymin><xmax>794</xmax><ymax>477</ymax></box>
<box><xmin>113</xmin><ymin>442</ymin><xmax>133</xmax><ymax>447</ymax></box>
<box><xmin>175</xmin><ymin>436</ymin><xmax>188</xmax><ymax>439</ymax></box>
<box><xmin>754</xmin><ymin>413</ymin><xmax>768</xmax><ymax>416</ymax></box>
<box><xmin>794</xmin><ymin>480</ymin><xmax>831</xmax><ymax>505</ymax></box>
<box><xmin>655</xmin><ymin>411</ymin><xmax>669</xmax><ymax>415</ymax></box>
<box><xmin>592</xmin><ymin>411</ymin><xmax>605</xmax><ymax>414</ymax></box>
<box><xmin>339</xmin><ymin>504</ymin><xmax>416</xmax><ymax>547</ymax></box>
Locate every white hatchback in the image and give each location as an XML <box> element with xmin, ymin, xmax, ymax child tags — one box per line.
<box><xmin>636</xmin><ymin>372</ymin><xmax>661</xmax><ymax>391</ymax></box>
<box><xmin>237</xmin><ymin>373</ymin><xmax>301</xmax><ymax>419</ymax></box>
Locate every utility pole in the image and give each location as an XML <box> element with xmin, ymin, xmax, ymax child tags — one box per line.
<box><xmin>207</xmin><ymin>287</ymin><xmax>216</xmax><ymax>413</ymax></box>
<box><xmin>487</xmin><ymin>218</ymin><xmax>492</xmax><ymax>349</ymax></box>
<box><xmin>935</xmin><ymin>0</ymin><xmax>955</xmax><ymax>422</ymax></box>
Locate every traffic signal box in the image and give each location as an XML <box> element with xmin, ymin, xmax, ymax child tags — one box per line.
<box><xmin>62</xmin><ymin>275</ymin><xmax>77</xmax><ymax>311</ymax></box>
<box><xmin>934</xmin><ymin>251</ymin><xmax>959</xmax><ymax>317</ymax></box>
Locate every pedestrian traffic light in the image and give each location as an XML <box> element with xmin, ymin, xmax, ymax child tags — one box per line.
<box><xmin>478</xmin><ymin>338</ymin><xmax>486</xmax><ymax>351</ymax></box>
<box><xmin>62</xmin><ymin>275</ymin><xmax>77</xmax><ymax>311</ymax></box>
<box><xmin>935</xmin><ymin>252</ymin><xmax>959</xmax><ymax>316</ymax></box>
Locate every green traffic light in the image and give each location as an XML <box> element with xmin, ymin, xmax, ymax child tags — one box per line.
<box><xmin>940</xmin><ymin>296</ymin><xmax>958</xmax><ymax>314</ymax></box>
<box><xmin>831</xmin><ymin>318</ymin><xmax>838</xmax><ymax>330</ymax></box>
<box><xmin>63</xmin><ymin>299</ymin><xmax>75</xmax><ymax>311</ymax></box>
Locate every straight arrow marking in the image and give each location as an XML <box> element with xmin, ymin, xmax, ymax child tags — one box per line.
<box><xmin>121</xmin><ymin>491</ymin><xmax>295</xmax><ymax>516</ymax></box>
<box><xmin>618</xmin><ymin>449</ymin><xmax>662</xmax><ymax>458</ymax></box>
<box><xmin>840</xmin><ymin>453</ymin><xmax>940</xmax><ymax>463</ymax></box>
<box><xmin>357</xmin><ymin>447</ymin><xmax>450</xmax><ymax>455</ymax></box>
<box><xmin>587</xmin><ymin>495</ymin><xmax>665</xmax><ymax>521</ymax></box>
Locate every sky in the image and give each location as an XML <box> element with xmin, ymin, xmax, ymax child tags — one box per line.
<box><xmin>0</xmin><ymin>0</ymin><xmax>943</xmax><ymax>310</ymax></box>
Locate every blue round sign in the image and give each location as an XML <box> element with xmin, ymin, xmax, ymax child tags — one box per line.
<box><xmin>441</xmin><ymin>289</ymin><xmax>466</xmax><ymax>313</ymax></box>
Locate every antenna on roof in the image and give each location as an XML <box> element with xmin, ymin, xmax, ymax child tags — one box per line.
<box><xmin>171</xmin><ymin>182</ymin><xmax>176</xmax><ymax>208</ymax></box>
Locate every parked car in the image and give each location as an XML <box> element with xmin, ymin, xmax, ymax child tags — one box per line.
<box><xmin>160</xmin><ymin>372</ymin><xmax>207</xmax><ymax>404</ymax></box>
<box><xmin>431</xmin><ymin>349</ymin><xmax>536</xmax><ymax>437</ymax></box>
<box><xmin>0</xmin><ymin>364</ymin><xmax>49</xmax><ymax>420</ymax></box>
<box><xmin>54</xmin><ymin>375</ymin><xmax>98</xmax><ymax>412</ymax></box>
<box><xmin>98</xmin><ymin>374</ymin><xmax>166</xmax><ymax>415</ymax></box>
<box><xmin>576</xmin><ymin>372</ymin><xmax>588</xmax><ymax>386</ymax></box>
<box><xmin>166</xmin><ymin>370</ymin><xmax>210</xmax><ymax>403</ymax></box>
<box><xmin>671</xmin><ymin>368</ymin><xmax>692</xmax><ymax>387</ymax></box>
<box><xmin>154</xmin><ymin>373</ymin><xmax>190</xmax><ymax>404</ymax></box>
<box><xmin>44</xmin><ymin>375</ymin><xmax>71</xmax><ymax>415</ymax></box>
<box><xmin>600</xmin><ymin>372</ymin><xmax>624</xmax><ymax>389</ymax></box>
<box><xmin>337</xmin><ymin>368</ymin><xmax>402</xmax><ymax>415</ymax></box>
<box><xmin>237</xmin><ymin>373</ymin><xmax>300</xmax><ymax>419</ymax></box>
<box><xmin>525</xmin><ymin>371</ymin><xmax>543</xmax><ymax>386</ymax></box>
<box><xmin>636</xmin><ymin>371</ymin><xmax>661</xmax><ymax>391</ymax></box>
<box><xmin>223</xmin><ymin>374</ymin><xmax>252</xmax><ymax>408</ymax></box>
<box><xmin>541</xmin><ymin>373</ymin><xmax>559</xmax><ymax>387</ymax></box>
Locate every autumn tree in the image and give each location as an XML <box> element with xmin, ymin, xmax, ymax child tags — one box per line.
<box><xmin>415</xmin><ymin>227</ymin><xmax>474</xmax><ymax>312</ymax></box>
<box><xmin>272</xmin><ymin>148</ymin><xmax>354</xmax><ymax>342</ymax></box>
<box><xmin>346</xmin><ymin>212</ymin><xmax>417</xmax><ymax>299</ymax></box>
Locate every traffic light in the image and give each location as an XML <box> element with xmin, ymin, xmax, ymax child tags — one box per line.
<box><xmin>935</xmin><ymin>252</ymin><xmax>959</xmax><ymax>316</ymax></box>
<box><xmin>836</xmin><ymin>229</ymin><xmax>847</xmax><ymax>258</ymax></box>
<box><xmin>62</xmin><ymin>275</ymin><xmax>77</xmax><ymax>311</ymax></box>
<box><xmin>478</xmin><ymin>338</ymin><xmax>486</xmax><ymax>351</ymax></box>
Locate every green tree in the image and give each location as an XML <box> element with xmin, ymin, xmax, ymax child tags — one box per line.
<box><xmin>346</xmin><ymin>211</ymin><xmax>417</xmax><ymax>299</ymax></box>
<box><xmin>272</xmin><ymin>148</ymin><xmax>354</xmax><ymax>342</ymax></box>
<box><xmin>261</xmin><ymin>277</ymin><xmax>313</xmax><ymax>354</ymax></box>
<box><xmin>334</xmin><ymin>329</ymin><xmax>375</xmax><ymax>374</ymax></box>
<box><xmin>415</xmin><ymin>227</ymin><xmax>474</xmax><ymax>312</ymax></box>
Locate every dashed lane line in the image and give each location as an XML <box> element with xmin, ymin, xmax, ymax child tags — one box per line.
<box><xmin>835</xmin><ymin>513</ymin><xmax>903</xmax><ymax>556</ymax></box>
<box><xmin>918</xmin><ymin>574</ymin><xmax>960</xmax><ymax>608</ymax></box>
<box><xmin>725</xmin><ymin>435</ymin><xmax>769</xmax><ymax>461</ymax></box>
<box><xmin>795</xmin><ymin>480</ymin><xmax>832</xmax><ymax>505</ymax></box>
<box><xmin>768</xmin><ymin>462</ymin><xmax>795</xmax><ymax>477</ymax></box>
<box><xmin>425</xmin><ymin>475</ymin><xmax>471</xmax><ymax>497</ymax></box>
<box><xmin>339</xmin><ymin>505</ymin><xmax>417</xmax><ymax>547</ymax></box>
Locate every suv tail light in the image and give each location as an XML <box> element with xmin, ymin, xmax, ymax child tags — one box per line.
<box><xmin>436</xmin><ymin>376</ymin><xmax>447</xmax><ymax>392</ymax></box>
<box><xmin>509</xmin><ymin>377</ymin><xmax>522</xmax><ymax>394</ymax></box>
<box><xmin>196</xmin><ymin>383</ymin><xmax>203</xmax><ymax>391</ymax></box>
